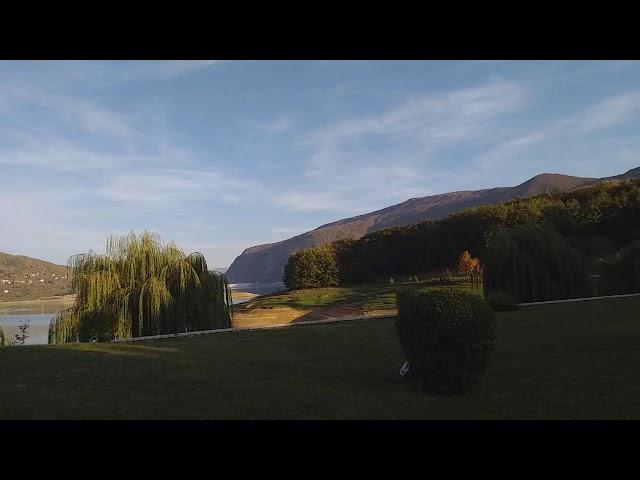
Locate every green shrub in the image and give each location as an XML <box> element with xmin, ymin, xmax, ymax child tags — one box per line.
<box><xmin>485</xmin><ymin>292</ymin><xmax>519</xmax><ymax>311</ymax></box>
<box><xmin>78</xmin><ymin>310</ymin><xmax>117</xmax><ymax>342</ymax></box>
<box><xmin>395</xmin><ymin>289</ymin><xmax>497</xmax><ymax>395</ymax></box>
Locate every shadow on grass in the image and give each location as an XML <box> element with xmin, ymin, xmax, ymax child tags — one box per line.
<box><xmin>12</xmin><ymin>342</ymin><xmax>181</xmax><ymax>358</ymax></box>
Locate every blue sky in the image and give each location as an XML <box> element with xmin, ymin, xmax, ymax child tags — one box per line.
<box><xmin>1</xmin><ymin>60</ymin><xmax>640</xmax><ymax>267</ymax></box>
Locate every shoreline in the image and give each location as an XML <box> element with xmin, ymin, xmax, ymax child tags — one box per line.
<box><xmin>0</xmin><ymin>295</ymin><xmax>76</xmax><ymax>308</ymax></box>
<box><xmin>230</xmin><ymin>291</ymin><xmax>258</xmax><ymax>301</ymax></box>
<box><xmin>0</xmin><ymin>291</ymin><xmax>259</xmax><ymax>307</ymax></box>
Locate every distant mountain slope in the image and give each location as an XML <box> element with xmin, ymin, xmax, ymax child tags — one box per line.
<box><xmin>0</xmin><ymin>252</ymin><xmax>71</xmax><ymax>301</ymax></box>
<box><xmin>613</xmin><ymin>166</ymin><xmax>640</xmax><ymax>179</ymax></box>
<box><xmin>227</xmin><ymin>167</ymin><xmax>640</xmax><ymax>284</ymax></box>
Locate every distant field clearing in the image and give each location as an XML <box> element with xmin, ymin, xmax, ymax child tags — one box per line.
<box><xmin>230</xmin><ymin>291</ymin><xmax>258</xmax><ymax>302</ymax></box>
<box><xmin>232</xmin><ymin>307</ymin><xmax>309</xmax><ymax>328</ymax></box>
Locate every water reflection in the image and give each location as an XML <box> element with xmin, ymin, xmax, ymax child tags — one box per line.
<box><xmin>1</xmin><ymin>314</ymin><xmax>54</xmax><ymax>345</ymax></box>
<box><xmin>229</xmin><ymin>282</ymin><xmax>285</xmax><ymax>296</ymax></box>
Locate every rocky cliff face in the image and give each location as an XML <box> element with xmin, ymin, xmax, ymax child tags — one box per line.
<box><xmin>226</xmin><ymin>167</ymin><xmax>640</xmax><ymax>283</ymax></box>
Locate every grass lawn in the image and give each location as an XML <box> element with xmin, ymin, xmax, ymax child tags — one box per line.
<box><xmin>1</xmin><ymin>296</ymin><xmax>639</xmax><ymax>419</ymax></box>
<box><xmin>235</xmin><ymin>281</ymin><xmax>481</xmax><ymax>313</ymax></box>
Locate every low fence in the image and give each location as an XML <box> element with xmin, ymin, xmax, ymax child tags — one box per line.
<box><xmin>518</xmin><ymin>292</ymin><xmax>640</xmax><ymax>306</ymax></box>
<box><xmin>111</xmin><ymin>292</ymin><xmax>640</xmax><ymax>344</ymax></box>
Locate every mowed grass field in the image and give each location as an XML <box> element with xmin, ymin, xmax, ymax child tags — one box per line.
<box><xmin>236</xmin><ymin>281</ymin><xmax>481</xmax><ymax>312</ymax></box>
<box><xmin>232</xmin><ymin>281</ymin><xmax>482</xmax><ymax>327</ymax></box>
<box><xmin>1</xmin><ymin>296</ymin><xmax>639</xmax><ymax>419</ymax></box>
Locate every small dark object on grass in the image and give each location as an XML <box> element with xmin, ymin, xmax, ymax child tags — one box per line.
<box><xmin>395</xmin><ymin>289</ymin><xmax>496</xmax><ymax>395</ymax></box>
<box><xmin>400</xmin><ymin>360</ymin><xmax>419</xmax><ymax>383</ymax></box>
<box><xmin>486</xmin><ymin>292</ymin><xmax>519</xmax><ymax>311</ymax></box>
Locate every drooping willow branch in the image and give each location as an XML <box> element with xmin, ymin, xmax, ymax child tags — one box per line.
<box><xmin>49</xmin><ymin>231</ymin><xmax>232</xmax><ymax>343</ymax></box>
<box><xmin>482</xmin><ymin>225</ymin><xmax>592</xmax><ymax>303</ymax></box>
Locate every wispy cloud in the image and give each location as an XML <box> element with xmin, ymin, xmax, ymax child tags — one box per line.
<box><xmin>252</xmin><ymin>114</ymin><xmax>296</xmax><ymax>134</ymax></box>
<box><xmin>274</xmin><ymin>166</ymin><xmax>448</xmax><ymax>214</ymax></box>
<box><xmin>275</xmin><ymin>80</ymin><xmax>526</xmax><ymax>213</ymax></box>
<box><xmin>274</xmin><ymin>192</ymin><xmax>346</xmax><ymax>212</ymax></box>
<box><xmin>97</xmin><ymin>169</ymin><xmax>262</xmax><ymax>206</ymax></box>
<box><xmin>0</xmin><ymin>84</ymin><xmax>134</xmax><ymax>140</ymax></box>
<box><xmin>477</xmin><ymin>89</ymin><xmax>640</xmax><ymax>169</ymax></box>
<box><xmin>115</xmin><ymin>60</ymin><xmax>223</xmax><ymax>82</ymax></box>
<box><xmin>304</xmin><ymin>80</ymin><xmax>525</xmax><ymax>152</ymax></box>
<box><xmin>573</xmin><ymin>90</ymin><xmax>640</xmax><ymax>133</ymax></box>
<box><xmin>0</xmin><ymin>133</ymin><xmax>188</xmax><ymax>172</ymax></box>
<box><xmin>0</xmin><ymin>60</ymin><xmax>255</xmax><ymax>267</ymax></box>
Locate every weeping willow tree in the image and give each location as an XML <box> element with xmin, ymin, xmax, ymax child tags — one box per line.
<box><xmin>49</xmin><ymin>231</ymin><xmax>232</xmax><ymax>344</ymax></box>
<box><xmin>599</xmin><ymin>241</ymin><xmax>640</xmax><ymax>295</ymax></box>
<box><xmin>482</xmin><ymin>225</ymin><xmax>592</xmax><ymax>303</ymax></box>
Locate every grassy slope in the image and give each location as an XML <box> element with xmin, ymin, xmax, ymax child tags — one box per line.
<box><xmin>0</xmin><ymin>252</ymin><xmax>71</xmax><ymax>301</ymax></box>
<box><xmin>235</xmin><ymin>281</ymin><xmax>480</xmax><ymax>313</ymax></box>
<box><xmin>1</xmin><ymin>296</ymin><xmax>639</xmax><ymax>419</ymax></box>
<box><xmin>232</xmin><ymin>281</ymin><xmax>481</xmax><ymax>327</ymax></box>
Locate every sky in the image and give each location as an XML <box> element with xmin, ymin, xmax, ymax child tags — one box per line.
<box><xmin>1</xmin><ymin>60</ymin><xmax>640</xmax><ymax>267</ymax></box>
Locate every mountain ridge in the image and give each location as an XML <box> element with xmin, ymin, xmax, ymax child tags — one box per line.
<box><xmin>226</xmin><ymin>167</ymin><xmax>640</xmax><ymax>283</ymax></box>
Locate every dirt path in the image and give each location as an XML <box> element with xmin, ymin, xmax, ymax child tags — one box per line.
<box><xmin>233</xmin><ymin>300</ymin><xmax>398</xmax><ymax>329</ymax></box>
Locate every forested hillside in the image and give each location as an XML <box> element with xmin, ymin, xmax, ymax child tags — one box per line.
<box><xmin>229</xmin><ymin>167</ymin><xmax>640</xmax><ymax>283</ymax></box>
<box><xmin>284</xmin><ymin>179</ymin><xmax>640</xmax><ymax>288</ymax></box>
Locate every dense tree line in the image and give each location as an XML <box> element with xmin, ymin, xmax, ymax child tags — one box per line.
<box><xmin>483</xmin><ymin>225</ymin><xmax>592</xmax><ymax>302</ymax></box>
<box><xmin>283</xmin><ymin>180</ymin><xmax>640</xmax><ymax>290</ymax></box>
<box><xmin>283</xmin><ymin>245</ymin><xmax>338</xmax><ymax>289</ymax></box>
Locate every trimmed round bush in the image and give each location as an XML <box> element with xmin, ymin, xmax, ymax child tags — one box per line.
<box><xmin>485</xmin><ymin>292</ymin><xmax>519</xmax><ymax>311</ymax></box>
<box><xmin>395</xmin><ymin>289</ymin><xmax>497</xmax><ymax>395</ymax></box>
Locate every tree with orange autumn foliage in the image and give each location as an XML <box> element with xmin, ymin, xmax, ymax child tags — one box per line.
<box><xmin>457</xmin><ymin>250</ymin><xmax>482</xmax><ymax>290</ymax></box>
<box><xmin>457</xmin><ymin>251</ymin><xmax>477</xmax><ymax>277</ymax></box>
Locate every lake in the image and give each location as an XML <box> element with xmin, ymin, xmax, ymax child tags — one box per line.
<box><xmin>0</xmin><ymin>282</ymin><xmax>286</xmax><ymax>345</ymax></box>
<box><xmin>229</xmin><ymin>281</ymin><xmax>285</xmax><ymax>296</ymax></box>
